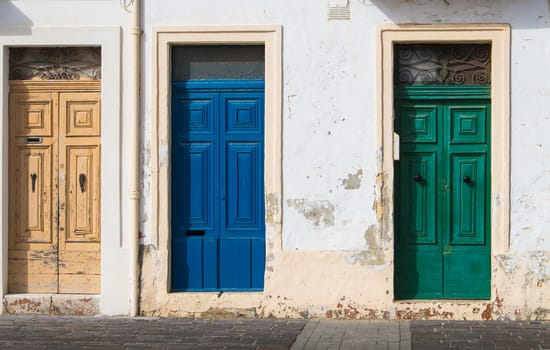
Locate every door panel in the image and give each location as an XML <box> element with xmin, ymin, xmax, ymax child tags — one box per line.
<box><xmin>394</xmin><ymin>250</ymin><xmax>443</xmax><ymax>299</ymax></box>
<box><xmin>223</xmin><ymin>95</ymin><xmax>263</xmax><ymax>134</ymax></box>
<box><xmin>225</xmin><ymin>142</ymin><xmax>262</xmax><ymax>232</ymax></box>
<box><xmin>218</xmin><ymin>238</ymin><xmax>265</xmax><ymax>290</ymax></box>
<box><xmin>171</xmin><ymin>237</ymin><xmax>219</xmax><ymax>291</ymax></box>
<box><xmin>395</xmin><ymin>92</ymin><xmax>490</xmax><ymax>300</ymax></box>
<box><xmin>61</xmin><ymin>93</ymin><xmax>100</xmax><ymax>137</ymax></box>
<box><xmin>449</xmin><ymin>104</ymin><xmax>488</xmax><ymax>144</ymax></box>
<box><xmin>450</xmin><ymin>154</ymin><xmax>486</xmax><ymax>245</ymax></box>
<box><xmin>443</xmin><ymin>252</ymin><xmax>491</xmax><ymax>299</ymax></box>
<box><xmin>171</xmin><ymin>82</ymin><xmax>265</xmax><ymax>292</ymax></box>
<box><xmin>173</xmin><ymin>142</ymin><xmax>215</xmax><ymax>230</ymax></box>
<box><xmin>397</xmin><ymin>104</ymin><xmax>438</xmax><ymax>144</ymax></box>
<box><xmin>65</xmin><ymin>145</ymin><xmax>100</xmax><ymax>242</ymax></box>
<box><xmin>13</xmin><ymin>145</ymin><xmax>53</xmax><ymax>244</ymax></box>
<box><xmin>398</xmin><ymin>152</ymin><xmax>437</xmax><ymax>245</ymax></box>
<box><xmin>173</xmin><ymin>93</ymin><xmax>217</xmax><ymax>135</ymax></box>
<box><xmin>12</xmin><ymin>94</ymin><xmax>53</xmax><ymax>137</ymax></box>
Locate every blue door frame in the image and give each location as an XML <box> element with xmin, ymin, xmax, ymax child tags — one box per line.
<box><xmin>171</xmin><ymin>80</ymin><xmax>265</xmax><ymax>292</ymax></box>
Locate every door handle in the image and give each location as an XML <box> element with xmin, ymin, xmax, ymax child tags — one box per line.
<box><xmin>413</xmin><ymin>174</ymin><xmax>423</xmax><ymax>183</ymax></box>
<box><xmin>79</xmin><ymin>173</ymin><xmax>87</xmax><ymax>192</ymax></box>
<box><xmin>463</xmin><ymin>176</ymin><xmax>472</xmax><ymax>184</ymax></box>
<box><xmin>30</xmin><ymin>173</ymin><xmax>37</xmax><ymax>193</ymax></box>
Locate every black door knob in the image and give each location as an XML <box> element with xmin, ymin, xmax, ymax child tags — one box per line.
<box><xmin>463</xmin><ymin>176</ymin><xmax>471</xmax><ymax>184</ymax></box>
<box><xmin>413</xmin><ymin>174</ymin><xmax>423</xmax><ymax>182</ymax></box>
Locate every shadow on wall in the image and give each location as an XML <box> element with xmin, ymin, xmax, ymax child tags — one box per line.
<box><xmin>0</xmin><ymin>1</ymin><xmax>33</xmax><ymax>35</ymax></box>
<box><xmin>365</xmin><ymin>0</ymin><xmax>550</xmax><ymax>29</ymax></box>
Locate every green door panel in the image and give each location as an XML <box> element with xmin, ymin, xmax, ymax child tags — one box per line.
<box><xmin>448</xmin><ymin>103</ymin><xmax>489</xmax><ymax>144</ymax></box>
<box><xmin>394</xmin><ymin>247</ymin><xmax>443</xmax><ymax>299</ymax></box>
<box><xmin>398</xmin><ymin>152</ymin><xmax>437</xmax><ymax>245</ymax></box>
<box><xmin>443</xmin><ymin>252</ymin><xmax>491</xmax><ymax>299</ymax></box>
<box><xmin>450</xmin><ymin>154</ymin><xmax>486</xmax><ymax>245</ymax></box>
<box><xmin>395</xmin><ymin>86</ymin><xmax>490</xmax><ymax>300</ymax></box>
<box><xmin>397</xmin><ymin>104</ymin><xmax>439</xmax><ymax>143</ymax></box>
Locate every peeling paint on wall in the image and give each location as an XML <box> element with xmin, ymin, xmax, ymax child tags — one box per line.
<box><xmin>341</xmin><ymin>169</ymin><xmax>363</xmax><ymax>189</ymax></box>
<box><xmin>346</xmin><ymin>225</ymin><xmax>386</xmax><ymax>268</ymax></box>
<box><xmin>396</xmin><ymin>307</ymin><xmax>454</xmax><ymax>320</ymax></box>
<box><xmin>265</xmin><ymin>193</ymin><xmax>280</xmax><ymax>225</ymax></box>
<box><xmin>286</xmin><ymin>199</ymin><xmax>335</xmax><ymax>228</ymax></box>
<box><xmin>495</xmin><ymin>254</ymin><xmax>521</xmax><ymax>274</ymax></box>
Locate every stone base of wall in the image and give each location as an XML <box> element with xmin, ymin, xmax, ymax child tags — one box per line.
<box><xmin>2</xmin><ymin>294</ymin><xmax>99</xmax><ymax>316</ymax></box>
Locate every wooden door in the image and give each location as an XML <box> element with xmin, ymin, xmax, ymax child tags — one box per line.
<box><xmin>394</xmin><ymin>86</ymin><xmax>491</xmax><ymax>299</ymax></box>
<box><xmin>8</xmin><ymin>82</ymin><xmax>101</xmax><ymax>294</ymax></box>
<box><xmin>171</xmin><ymin>80</ymin><xmax>265</xmax><ymax>291</ymax></box>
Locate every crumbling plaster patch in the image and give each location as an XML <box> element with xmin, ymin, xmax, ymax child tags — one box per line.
<box><xmin>286</xmin><ymin>199</ymin><xmax>335</xmax><ymax>228</ymax></box>
<box><xmin>341</xmin><ymin>169</ymin><xmax>363</xmax><ymax>189</ymax></box>
<box><xmin>265</xmin><ymin>193</ymin><xmax>280</xmax><ymax>225</ymax></box>
<box><xmin>346</xmin><ymin>225</ymin><xmax>386</xmax><ymax>268</ymax></box>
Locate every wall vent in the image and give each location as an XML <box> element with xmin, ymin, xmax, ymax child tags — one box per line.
<box><xmin>328</xmin><ymin>5</ymin><xmax>350</xmax><ymax>20</ymax></box>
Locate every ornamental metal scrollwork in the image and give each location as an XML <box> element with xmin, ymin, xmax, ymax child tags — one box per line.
<box><xmin>395</xmin><ymin>44</ymin><xmax>491</xmax><ymax>86</ymax></box>
<box><xmin>9</xmin><ymin>47</ymin><xmax>101</xmax><ymax>81</ymax></box>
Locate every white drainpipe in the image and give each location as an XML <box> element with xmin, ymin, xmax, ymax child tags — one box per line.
<box><xmin>128</xmin><ymin>0</ymin><xmax>141</xmax><ymax>317</ymax></box>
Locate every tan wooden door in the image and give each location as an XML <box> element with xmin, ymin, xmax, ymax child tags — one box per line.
<box><xmin>8</xmin><ymin>81</ymin><xmax>101</xmax><ymax>294</ymax></box>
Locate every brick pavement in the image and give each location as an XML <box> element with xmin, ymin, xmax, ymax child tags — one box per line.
<box><xmin>1</xmin><ymin>316</ymin><xmax>550</xmax><ymax>349</ymax></box>
<box><xmin>291</xmin><ymin>319</ymin><xmax>411</xmax><ymax>350</ymax></box>
<box><xmin>410</xmin><ymin>320</ymin><xmax>550</xmax><ymax>350</ymax></box>
<box><xmin>0</xmin><ymin>315</ymin><xmax>306</xmax><ymax>350</ymax></box>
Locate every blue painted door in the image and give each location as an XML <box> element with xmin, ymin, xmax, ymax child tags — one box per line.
<box><xmin>171</xmin><ymin>80</ymin><xmax>265</xmax><ymax>291</ymax></box>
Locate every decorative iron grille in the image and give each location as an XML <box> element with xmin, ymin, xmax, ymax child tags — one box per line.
<box><xmin>9</xmin><ymin>47</ymin><xmax>101</xmax><ymax>80</ymax></box>
<box><xmin>395</xmin><ymin>44</ymin><xmax>491</xmax><ymax>86</ymax></box>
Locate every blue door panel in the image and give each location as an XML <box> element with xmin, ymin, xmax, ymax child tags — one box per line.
<box><xmin>172</xmin><ymin>238</ymin><xmax>219</xmax><ymax>291</ymax></box>
<box><xmin>173</xmin><ymin>142</ymin><xmax>215</xmax><ymax>231</ymax></box>
<box><xmin>202</xmin><ymin>239</ymin><xmax>219</xmax><ymax>289</ymax></box>
<box><xmin>225</xmin><ymin>142</ymin><xmax>262</xmax><ymax>233</ymax></box>
<box><xmin>222</xmin><ymin>93</ymin><xmax>264</xmax><ymax>134</ymax></box>
<box><xmin>171</xmin><ymin>238</ymin><xmax>203</xmax><ymax>290</ymax></box>
<box><xmin>220</xmin><ymin>238</ymin><xmax>252</xmax><ymax>289</ymax></box>
<box><xmin>172</xmin><ymin>93</ymin><xmax>217</xmax><ymax>136</ymax></box>
<box><xmin>251</xmin><ymin>238</ymin><xmax>266</xmax><ymax>289</ymax></box>
<box><xmin>171</xmin><ymin>80</ymin><xmax>265</xmax><ymax>292</ymax></box>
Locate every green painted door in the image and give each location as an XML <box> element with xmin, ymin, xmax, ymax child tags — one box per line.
<box><xmin>394</xmin><ymin>86</ymin><xmax>491</xmax><ymax>299</ymax></box>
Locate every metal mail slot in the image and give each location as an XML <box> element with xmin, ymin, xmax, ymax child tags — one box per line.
<box><xmin>25</xmin><ymin>137</ymin><xmax>43</xmax><ymax>144</ymax></box>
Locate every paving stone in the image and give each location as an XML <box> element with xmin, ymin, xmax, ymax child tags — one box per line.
<box><xmin>2</xmin><ymin>315</ymin><xmax>550</xmax><ymax>349</ymax></box>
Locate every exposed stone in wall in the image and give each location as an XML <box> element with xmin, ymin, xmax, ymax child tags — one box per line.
<box><xmin>2</xmin><ymin>295</ymin><xmax>99</xmax><ymax>315</ymax></box>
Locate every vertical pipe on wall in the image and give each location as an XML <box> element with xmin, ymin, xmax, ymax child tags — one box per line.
<box><xmin>128</xmin><ymin>0</ymin><xmax>141</xmax><ymax>317</ymax></box>
<box><xmin>0</xmin><ymin>47</ymin><xmax>7</xmax><ymax>309</ymax></box>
